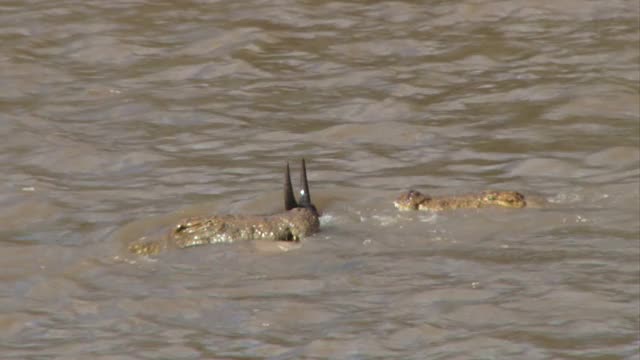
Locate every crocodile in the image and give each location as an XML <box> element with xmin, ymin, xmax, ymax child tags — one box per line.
<box><xmin>394</xmin><ymin>189</ymin><xmax>528</xmax><ymax>212</ymax></box>
<box><xmin>129</xmin><ymin>159</ymin><xmax>320</xmax><ymax>255</ymax></box>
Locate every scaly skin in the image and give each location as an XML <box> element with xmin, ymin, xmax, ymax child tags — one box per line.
<box><xmin>128</xmin><ymin>208</ymin><xmax>319</xmax><ymax>256</ymax></box>
<box><xmin>128</xmin><ymin>159</ymin><xmax>320</xmax><ymax>256</ymax></box>
<box><xmin>394</xmin><ymin>190</ymin><xmax>527</xmax><ymax>211</ymax></box>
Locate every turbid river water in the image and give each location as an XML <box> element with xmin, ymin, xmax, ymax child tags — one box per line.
<box><xmin>1</xmin><ymin>1</ymin><xmax>639</xmax><ymax>359</ymax></box>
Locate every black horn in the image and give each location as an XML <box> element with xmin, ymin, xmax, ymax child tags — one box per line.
<box><xmin>284</xmin><ymin>162</ymin><xmax>298</xmax><ymax>210</ymax></box>
<box><xmin>299</xmin><ymin>158</ymin><xmax>311</xmax><ymax>206</ymax></box>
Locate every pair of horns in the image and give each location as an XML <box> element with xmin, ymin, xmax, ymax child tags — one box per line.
<box><xmin>284</xmin><ymin>159</ymin><xmax>312</xmax><ymax>210</ymax></box>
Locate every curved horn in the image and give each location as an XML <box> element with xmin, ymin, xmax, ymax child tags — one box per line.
<box><xmin>284</xmin><ymin>162</ymin><xmax>298</xmax><ymax>210</ymax></box>
<box><xmin>299</xmin><ymin>158</ymin><xmax>311</xmax><ymax>206</ymax></box>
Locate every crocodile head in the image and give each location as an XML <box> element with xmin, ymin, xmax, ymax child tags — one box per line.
<box><xmin>394</xmin><ymin>190</ymin><xmax>432</xmax><ymax>211</ymax></box>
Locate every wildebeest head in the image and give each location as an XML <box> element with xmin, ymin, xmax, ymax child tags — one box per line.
<box><xmin>284</xmin><ymin>159</ymin><xmax>319</xmax><ymax>217</ymax></box>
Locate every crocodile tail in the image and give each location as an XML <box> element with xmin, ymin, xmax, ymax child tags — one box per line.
<box><xmin>284</xmin><ymin>161</ymin><xmax>298</xmax><ymax>210</ymax></box>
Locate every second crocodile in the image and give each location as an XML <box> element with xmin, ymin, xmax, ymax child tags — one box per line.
<box><xmin>394</xmin><ymin>189</ymin><xmax>528</xmax><ymax>212</ymax></box>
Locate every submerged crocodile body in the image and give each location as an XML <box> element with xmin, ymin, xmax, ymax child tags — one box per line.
<box><xmin>394</xmin><ymin>189</ymin><xmax>527</xmax><ymax>211</ymax></box>
<box><xmin>129</xmin><ymin>160</ymin><xmax>320</xmax><ymax>255</ymax></box>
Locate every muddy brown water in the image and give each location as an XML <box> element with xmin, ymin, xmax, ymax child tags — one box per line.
<box><xmin>1</xmin><ymin>1</ymin><xmax>639</xmax><ymax>359</ymax></box>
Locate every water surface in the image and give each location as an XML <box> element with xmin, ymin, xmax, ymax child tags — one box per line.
<box><xmin>1</xmin><ymin>1</ymin><xmax>639</xmax><ymax>359</ymax></box>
